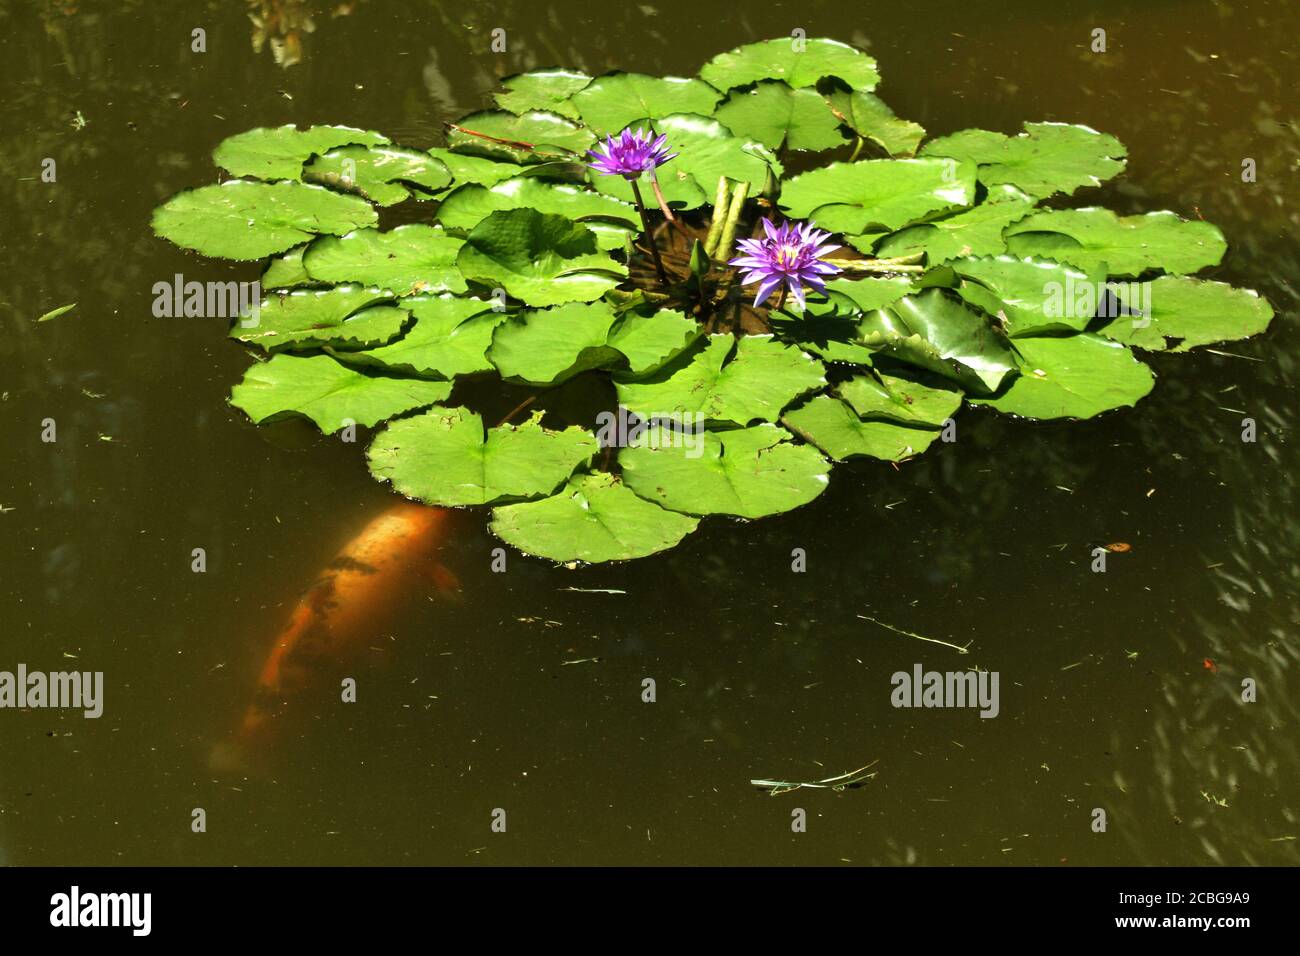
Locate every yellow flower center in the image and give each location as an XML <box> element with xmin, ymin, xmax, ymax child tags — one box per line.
<box><xmin>773</xmin><ymin>244</ymin><xmax>800</xmax><ymax>270</ymax></box>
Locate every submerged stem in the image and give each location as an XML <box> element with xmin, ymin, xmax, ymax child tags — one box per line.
<box><xmin>496</xmin><ymin>393</ymin><xmax>539</xmax><ymax>428</ymax></box>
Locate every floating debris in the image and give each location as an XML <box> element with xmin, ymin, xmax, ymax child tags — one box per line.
<box><xmin>751</xmin><ymin>761</ymin><xmax>878</xmax><ymax>795</ymax></box>
<box><xmin>37</xmin><ymin>303</ymin><xmax>77</xmax><ymax>323</ymax></box>
<box><xmin>857</xmin><ymin>614</ymin><xmax>971</xmax><ymax>655</ymax></box>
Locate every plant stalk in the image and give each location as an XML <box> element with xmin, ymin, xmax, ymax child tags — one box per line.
<box><xmin>823</xmin><ymin>258</ymin><xmax>926</xmax><ymax>273</ymax></box>
<box><xmin>702</xmin><ymin>175</ymin><xmax>731</xmax><ymax>258</ymax></box>
<box><xmin>714</xmin><ymin>180</ymin><xmax>750</xmax><ymax>265</ymax></box>
<box><xmin>629</xmin><ymin>179</ymin><xmax>669</xmax><ymax>286</ymax></box>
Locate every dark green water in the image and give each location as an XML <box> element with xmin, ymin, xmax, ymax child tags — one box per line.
<box><xmin>1</xmin><ymin>0</ymin><xmax>1296</xmax><ymax>865</ymax></box>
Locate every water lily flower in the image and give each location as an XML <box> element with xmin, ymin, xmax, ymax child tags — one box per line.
<box><xmin>729</xmin><ymin>217</ymin><xmax>842</xmax><ymax>309</ymax></box>
<box><xmin>586</xmin><ymin>127</ymin><xmax>678</xmax><ymax>179</ymax></box>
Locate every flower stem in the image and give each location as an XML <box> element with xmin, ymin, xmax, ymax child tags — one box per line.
<box><xmin>648</xmin><ymin>172</ymin><xmax>692</xmax><ymax>243</ymax></box>
<box><xmin>629</xmin><ymin>179</ymin><xmax>669</xmax><ymax>286</ymax></box>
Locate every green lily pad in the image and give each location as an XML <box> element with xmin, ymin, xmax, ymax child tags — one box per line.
<box><xmin>1098</xmin><ymin>276</ymin><xmax>1274</xmax><ymax>351</ymax></box>
<box><xmin>782</xmin><ymin>277</ymin><xmax>956</xmax><ymax>364</ymax></box>
<box><xmin>489</xmin><ymin>301</ymin><xmax>623</xmax><ymax>385</ymax></box>
<box><xmin>700</xmin><ymin>37</ymin><xmax>880</xmax><ymax>91</ymax></box>
<box><xmin>489</xmin><ymin>302</ymin><xmax>700</xmax><ymax>385</ymax></box>
<box><xmin>448</xmin><ymin>110</ymin><xmax>595</xmax><ymax>163</ymax></box>
<box><xmin>870</xmin><ymin>185</ymin><xmax>1035</xmax><ymax>263</ymax></box>
<box><xmin>822</xmin><ymin>276</ymin><xmax>919</xmax><ymax>313</ymax></box>
<box><xmin>783</xmin><ymin>394</ymin><xmax>940</xmax><ymax>462</ymax></box>
<box><xmin>212</xmin><ymin>124</ymin><xmax>390</xmax><ymax>181</ymax></box>
<box><xmin>620</xmin><ymin>423</ymin><xmax>830</xmax><ymax>518</ymax></box>
<box><xmin>827</xmin><ymin>90</ymin><xmax>926</xmax><ymax>157</ymax></box>
<box><xmin>713</xmin><ymin>81</ymin><xmax>845</xmax><ymax>152</ymax></box>
<box><xmin>230</xmin><ymin>286</ymin><xmax>400</xmax><ymax>351</ymax></box>
<box><xmin>152</xmin><ymin>180</ymin><xmax>378</xmax><ymax>261</ymax></box>
<box><xmin>333</xmin><ymin>295</ymin><xmax>501</xmax><ymax>379</ymax></box>
<box><xmin>605</xmin><ymin>309</ymin><xmax>703</xmax><ymax>376</ymax></box>
<box><xmin>436</xmin><ymin>177</ymin><xmax>637</xmax><ymax>251</ymax></box>
<box><xmin>770</xmin><ymin>310</ymin><xmax>879</xmax><ymax>365</ymax></box>
<box><xmin>615</xmin><ymin>334</ymin><xmax>826</xmax><ymax>426</ymax></box>
<box><xmin>1004</xmin><ymin>208</ymin><xmax>1228</xmax><ymax>276</ymax></box>
<box><xmin>859</xmin><ymin>289</ymin><xmax>1017</xmax><ymax>393</ymax></box>
<box><xmin>770</xmin><ymin>310</ymin><xmax>877</xmax><ymax>365</ymax></box>
<box><xmin>974</xmin><ymin>333</ymin><xmax>1155</xmax><ymax>420</ymax></box>
<box><xmin>301</xmin><ymin>225</ymin><xmax>465</xmax><ymax>296</ymax></box>
<box><xmin>573</xmin><ymin>73</ymin><xmax>722</xmax><ymax>133</ymax></box>
<box><xmin>262</xmin><ymin>245</ymin><xmax>313</xmax><ymax>288</ymax></box>
<box><xmin>230</xmin><ymin>353</ymin><xmax>452</xmax><ymax>433</ymax></box>
<box><xmin>590</xmin><ymin>113</ymin><xmax>781</xmax><ymax>210</ymax></box>
<box><xmin>490</xmin><ymin>472</ymin><xmax>700</xmax><ymax>563</ymax></box>
<box><xmin>456</xmin><ymin>208</ymin><xmax>627</xmax><ymax>307</ymax></box>
<box><xmin>494</xmin><ymin>69</ymin><xmax>592</xmax><ymax>120</ymax></box>
<box><xmin>779</xmin><ymin>158</ymin><xmax>977</xmax><ymax>235</ymax></box>
<box><xmin>367</xmin><ymin>406</ymin><xmax>597</xmax><ymax>507</ymax></box>
<box><xmin>425</xmin><ymin>147</ymin><xmax>536</xmax><ymax>192</ymax></box>
<box><xmin>303</xmin><ymin>145</ymin><xmax>452</xmax><ymax>206</ymax></box>
<box><xmin>948</xmin><ymin>255</ymin><xmax>1105</xmax><ymax>337</ymax></box>
<box><xmin>838</xmin><ymin>370</ymin><xmax>962</xmax><ymax>426</ymax></box>
<box><xmin>920</xmin><ymin>122</ymin><xmax>1127</xmax><ymax>200</ymax></box>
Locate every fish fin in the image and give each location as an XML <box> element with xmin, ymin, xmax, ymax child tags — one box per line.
<box><xmin>428</xmin><ymin>562</ymin><xmax>462</xmax><ymax>599</ymax></box>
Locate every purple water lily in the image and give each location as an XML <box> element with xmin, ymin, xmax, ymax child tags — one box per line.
<box><xmin>586</xmin><ymin>127</ymin><xmax>678</xmax><ymax>179</ymax></box>
<box><xmin>729</xmin><ymin>218</ymin><xmax>842</xmax><ymax>310</ymax></box>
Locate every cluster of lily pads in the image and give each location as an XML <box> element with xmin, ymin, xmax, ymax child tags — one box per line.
<box><xmin>152</xmin><ymin>36</ymin><xmax>1274</xmax><ymax>564</ymax></box>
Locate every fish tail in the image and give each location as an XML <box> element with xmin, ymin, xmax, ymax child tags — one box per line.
<box><xmin>232</xmin><ymin>600</ymin><xmax>318</xmax><ymax>743</ymax></box>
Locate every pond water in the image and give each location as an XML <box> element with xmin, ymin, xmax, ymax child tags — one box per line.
<box><xmin>1</xmin><ymin>0</ymin><xmax>1296</xmax><ymax>866</ymax></box>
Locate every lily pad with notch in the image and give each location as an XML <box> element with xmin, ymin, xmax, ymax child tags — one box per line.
<box><xmin>620</xmin><ymin>423</ymin><xmax>830</xmax><ymax>518</ymax></box>
<box><xmin>301</xmin><ymin>225</ymin><xmax>465</xmax><ymax>296</ymax></box>
<box><xmin>489</xmin><ymin>472</ymin><xmax>700</xmax><ymax>563</ymax></box>
<box><xmin>779</xmin><ymin>158</ymin><xmax>977</xmax><ymax>235</ymax></box>
<box><xmin>303</xmin><ymin>145</ymin><xmax>453</xmax><ymax>206</ymax></box>
<box><xmin>367</xmin><ymin>406</ymin><xmax>598</xmax><ymax>506</ymax></box>
<box><xmin>782</xmin><ymin>394</ymin><xmax>942</xmax><ymax>462</ymax></box>
<box><xmin>973</xmin><ymin>332</ymin><xmax>1155</xmax><ymax>420</ymax></box>
<box><xmin>230</xmin><ymin>285</ymin><xmax>401</xmax><ymax>351</ymax></box>
<box><xmin>615</xmin><ymin>334</ymin><xmax>827</xmax><ymax>426</ymax></box>
<box><xmin>151</xmin><ymin>180</ymin><xmax>378</xmax><ymax>261</ymax></box>
<box><xmin>229</xmin><ymin>353</ymin><xmax>452</xmax><ymax>433</ymax></box>
<box><xmin>456</xmin><ymin>208</ymin><xmax>627</xmax><ymax>308</ymax></box>
<box><xmin>332</xmin><ymin>295</ymin><xmax>502</xmax><ymax>379</ymax></box>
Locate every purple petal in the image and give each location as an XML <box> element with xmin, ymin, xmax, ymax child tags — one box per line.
<box><xmin>752</xmin><ymin>275</ymin><xmax>784</xmax><ymax>308</ymax></box>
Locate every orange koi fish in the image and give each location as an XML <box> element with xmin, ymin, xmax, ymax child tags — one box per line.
<box><xmin>210</xmin><ymin>502</ymin><xmax>460</xmax><ymax>771</ymax></box>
